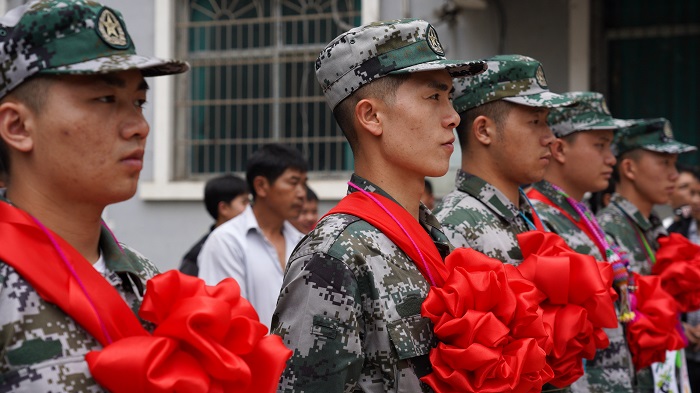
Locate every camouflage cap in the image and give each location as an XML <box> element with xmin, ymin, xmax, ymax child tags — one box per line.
<box><xmin>548</xmin><ymin>92</ymin><xmax>631</xmax><ymax>137</ymax></box>
<box><xmin>452</xmin><ymin>54</ymin><xmax>574</xmax><ymax>113</ymax></box>
<box><xmin>0</xmin><ymin>0</ymin><xmax>189</xmax><ymax>99</ymax></box>
<box><xmin>315</xmin><ymin>18</ymin><xmax>487</xmax><ymax>110</ymax></box>
<box><xmin>613</xmin><ymin>118</ymin><xmax>697</xmax><ymax>156</ymax></box>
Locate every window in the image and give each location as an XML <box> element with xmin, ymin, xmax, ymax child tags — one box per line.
<box><xmin>174</xmin><ymin>0</ymin><xmax>361</xmax><ymax>180</ymax></box>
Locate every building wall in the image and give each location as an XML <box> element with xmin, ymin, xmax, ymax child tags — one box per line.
<box><xmin>97</xmin><ymin>0</ymin><xmax>572</xmax><ymax>272</ymax></box>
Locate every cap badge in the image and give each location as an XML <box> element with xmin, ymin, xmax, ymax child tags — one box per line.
<box><xmin>426</xmin><ymin>25</ymin><xmax>445</xmax><ymax>57</ymax></box>
<box><xmin>663</xmin><ymin>121</ymin><xmax>673</xmax><ymax>139</ymax></box>
<box><xmin>601</xmin><ymin>99</ymin><xmax>611</xmax><ymax>115</ymax></box>
<box><xmin>96</xmin><ymin>8</ymin><xmax>128</xmax><ymax>49</ymax></box>
<box><xmin>535</xmin><ymin>65</ymin><xmax>547</xmax><ymax>88</ymax></box>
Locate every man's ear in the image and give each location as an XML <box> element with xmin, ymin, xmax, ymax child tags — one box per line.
<box><xmin>471</xmin><ymin>115</ymin><xmax>497</xmax><ymax>146</ymax></box>
<box><xmin>550</xmin><ymin>138</ymin><xmax>567</xmax><ymax>165</ymax></box>
<box><xmin>252</xmin><ymin>175</ymin><xmax>270</xmax><ymax>199</ymax></box>
<box><xmin>619</xmin><ymin>157</ymin><xmax>636</xmax><ymax>181</ymax></box>
<box><xmin>355</xmin><ymin>98</ymin><xmax>383</xmax><ymax>137</ymax></box>
<box><xmin>0</xmin><ymin>101</ymin><xmax>34</xmax><ymax>153</ymax></box>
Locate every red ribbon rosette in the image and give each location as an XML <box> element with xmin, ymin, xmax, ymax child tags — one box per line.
<box><xmin>421</xmin><ymin>248</ymin><xmax>554</xmax><ymax>393</ymax></box>
<box><xmin>516</xmin><ymin>231</ymin><xmax>619</xmax><ymax>388</ymax></box>
<box><xmin>626</xmin><ymin>272</ymin><xmax>685</xmax><ymax>370</ymax></box>
<box><xmin>86</xmin><ymin>271</ymin><xmax>292</xmax><ymax>393</ymax></box>
<box><xmin>652</xmin><ymin>233</ymin><xmax>700</xmax><ymax>312</ymax></box>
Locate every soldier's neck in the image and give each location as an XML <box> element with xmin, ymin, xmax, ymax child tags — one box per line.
<box><xmin>6</xmin><ymin>185</ymin><xmax>103</xmax><ymax>263</ymax></box>
<box><xmin>617</xmin><ymin>182</ymin><xmax>653</xmax><ymax>218</ymax></box>
<box><xmin>462</xmin><ymin>163</ymin><xmax>520</xmax><ymax>208</ymax></box>
<box><xmin>354</xmin><ymin>164</ymin><xmax>422</xmax><ymax>220</ymax></box>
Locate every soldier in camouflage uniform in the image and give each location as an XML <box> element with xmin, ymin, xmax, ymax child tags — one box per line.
<box><xmin>0</xmin><ymin>1</ymin><xmax>188</xmax><ymax>391</ymax></box>
<box><xmin>433</xmin><ymin>54</ymin><xmax>573</xmax><ymax>266</ymax></box>
<box><xmin>597</xmin><ymin>118</ymin><xmax>697</xmax><ymax>392</ymax></box>
<box><xmin>270</xmin><ymin>19</ymin><xmax>486</xmax><ymax>392</ymax></box>
<box><xmin>526</xmin><ymin>92</ymin><xmax>636</xmax><ymax>392</ymax></box>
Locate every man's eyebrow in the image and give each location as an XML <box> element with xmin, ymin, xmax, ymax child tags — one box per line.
<box><xmin>95</xmin><ymin>74</ymin><xmax>150</xmax><ymax>91</ymax></box>
<box><xmin>428</xmin><ymin>80</ymin><xmax>451</xmax><ymax>92</ymax></box>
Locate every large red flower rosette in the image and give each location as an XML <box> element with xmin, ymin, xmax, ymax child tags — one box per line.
<box><xmin>652</xmin><ymin>233</ymin><xmax>700</xmax><ymax>312</ymax></box>
<box><xmin>421</xmin><ymin>248</ymin><xmax>554</xmax><ymax>393</ymax></box>
<box><xmin>516</xmin><ymin>231</ymin><xmax>619</xmax><ymax>388</ymax></box>
<box><xmin>85</xmin><ymin>271</ymin><xmax>292</xmax><ymax>393</ymax></box>
<box><xmin>626</xmin><ymin>272</ymin><xmax>686</xmax><ymax>370</ymax></box>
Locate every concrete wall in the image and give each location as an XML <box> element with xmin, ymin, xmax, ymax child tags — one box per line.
<box><xmin>97</xmin><ymin>0</ymin><xmax>572</xmax><ymax>273</ymax></box>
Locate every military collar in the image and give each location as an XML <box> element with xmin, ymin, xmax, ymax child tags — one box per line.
<box><xmin>532</xmin><ymin>181</ymin><xmax>581</xmax><ymax>220</ymax></box>
<box><xmin>455</xmin><ymin>170</ymin><xmax>524</xmax><ymax>221</ymax></box>
<box><xmin>348</xmin><ymin>173</ymin><xmax>445</xmax><ymax>235</ymax></box>
<box><xmin>609</xmin><ymin>193</ymin><xmax>654</xmax><ymax>231</ymax></box>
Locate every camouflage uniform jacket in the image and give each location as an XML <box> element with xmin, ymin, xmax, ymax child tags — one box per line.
<box><xmin>596</xmin><ymin>193</ymin><xmax>666</xmax><ymax>276</ymax></box>
<box><xmin>529</xmin><ymin>181</ymin><xmax>603</xmax><ymax>260</ymax></box>
<box><xmin>530</xmin><ymin>182</ymin><xmax>635</xmax><ymax>393</ymax></box>
<box><xmin>433</xmin><ymin>170</ymin><xmax>535</xmax><ymax>266</ymax></box>
<box><xmin>0</xmin><ymin>218</ymin><xmax>160</xmax><ymax>392</ymax></box>
<box><xmin>271</xmin><ymin>174</ymin><xmax>451</xmax><ymax>393</ymax></box>
<box><xmin>596</xmin><ymin>193</ymin><xmax>669</xmax><ymax>392</ymax></box>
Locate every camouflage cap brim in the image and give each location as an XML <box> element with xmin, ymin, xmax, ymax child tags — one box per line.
<box><xmin>643</xmin><ymin>141</ymin><xmax>698</xmax><ymax>155</ymax></box>
<box><xmin>501</xmin><ymin>92</ymin><xmax>575</xmax><ymax>108</ymax></box>
<box><xmin>581</xmin><ymin>118</ymin><xmax>633</xmax><ymax>131</ymax></box>
<box><xmin>390</xmin><ymin>59</ymin><xmax>487</xmax><ymax>78</ymax></box>
<box><xmin>43</xmin><ymin>53</ymin><xmax>189</xmax><ymax>77</ymax></box>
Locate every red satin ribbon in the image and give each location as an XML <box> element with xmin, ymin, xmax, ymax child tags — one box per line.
<box><xmin>653</xmin><ymin>233</ymin><xmax>700</xmax><ymax>312</ymax></box>
<box><xmin>517</xmin><ymin>231</ymin><xmax>619</xmax><ymax>387</ymax></box>
<box><xmin>527</xmin><ymin>188</ymin><xmax>608</xmax><ymax>260</ymax></box>
<box><xmin>86</xmin><ymin>271</ymin><xmax>292</xmax><ymax>393</ymax></box>
<box><xmin>626</xmin><ymin>272</ymin><xmax>685</xmax><ymax>370</ymax></box>
<box><xmin>325</xmin><ymin>192</ymin><xmax>447</xmax><ymax>287</ymax></box>
<box><xmin>0</xmin><ymin>201</ymin><xmax>147</xmax><ymax>345</ymax></box>
<box><xmin>421</xmin><ymin>248</ymin><xmax>554</xmax><ymax>393</ymax></box>
<box><xmin>0</xmin><ymin>202</ymin><xmax>291</xmax><ymax>392</ymax></box>
<box><xmin>326</xmin><ymin>191</ymin><xmax>555</xmax><ymax>392</ymax></box>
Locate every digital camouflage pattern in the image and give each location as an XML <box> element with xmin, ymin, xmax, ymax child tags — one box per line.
<box><xmin>314</xmin><ymin>18</ymin><xmax>486</xmax><ymax>110</ymax></box>
<box><xmin>0</xmin><ymin>0</ymin><xmax>188</xmax><ymax>99</ymax></box>
<box><xmin>452</xmin><ymin>54</ymin><xmax>574</xmax><ymax>113</ymax></box>
<box><xmin>529</xmin><ymin>181</ymin><xmax>603</xmax><ymax>260</ymax></box>
<box><xmin>0</xmin><ymin>225</ymin><xmax>160</xmax><ymax>392</ymax></box>
<box><xmin>528</xmin><ymin>181</ymin><xmax>635</xmax><ymax>393</ymax></box>
<box><xmin>597</xmin><ymin>193</ymin><xmax>673</xmax><ymax>392</ymax></box>
<box><xmin>271</xmin><ymin>174</ymin><xmax>451</xmax><ymax>393</ymax></box>
<box><xmin>612</xmin><ymin>118</ymin><xmax>697</xmax><ymax>156</ymax></box>
<box><xmin>596</xmin><ymin>193</ymin><xmax>666</xmax><ymax>276</ymax></box>
<box><xmin>547</xmin><ymin>92</ymin><xmax>631</xmax><ymax>137</ymax></box>
<box><xmin>433</xmin><ymin>170</ymin><xmax>535</xmax><ymax>266</ymax></box>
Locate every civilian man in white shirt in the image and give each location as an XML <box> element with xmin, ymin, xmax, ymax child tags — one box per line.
<box><xmin>199</xmin><ymin>143</ymin><xmax>307</xmax><ymax>328</ymax></box>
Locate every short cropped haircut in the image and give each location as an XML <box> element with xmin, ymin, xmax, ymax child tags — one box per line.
<box><xmin>0</xmin><ymin>75</ymin><xmax>56</xmax><ymax>177</ymax></box>
<box><xmin>246</xmin><ymin>143</ymin><xmax>308</xmax><ymax>200</ymax></box>
<box><xmin>612</xmin><ymin>148</ymin><xmax>643</xmax><ymax>183</ymax></box>
<box><xmin>455</xmin><ymin>100</ymin><xmax>513</xmax><ymax>150</ymax></box>
<box><xmin>203</xmin><ymin>174</ymin><xmax>248</xmax><ymax>220</ymax></box>
<box><xmin>333</xmin><ymin>74</ymin><xmax>410</xmax><ymax>153</ymax></box>
<box><xmin>305</xmin><ymin>186</ymin><xmax>319</xmax><ymax>202</ymax></box>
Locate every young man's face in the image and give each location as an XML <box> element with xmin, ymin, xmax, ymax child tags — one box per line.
<box><xmin>491</xmin><ymin>104</ymin><xmax>555</xmax><ymax>186</ymax></box>
<box><xmin>690</xmin><ymin>178</ymin><xmax>700</xmax><ymax>221</ymax></box>
<box><xmin>220</xmin><ymin>193</ymin><xmax>250</xmax><ymax>222</ymax></box>
<box><xmin>261</xmin><ymin>168</ymin><xmax>307</xmax><ymax>220</ymax></box>
<box><xmin>561</xmin><ymin>129</ymin><xmax>616</xmax><ymax>195</ymax></box>
<box><xmin>626</xmin><ymin>150</ymin><xmax>679</xmax><ymax>205</ymax></box>
<box><xmin>670</xmin><ymin>171</ymin><xmax>696</xmax><ymax>209</ymax></box>
<box><xmin>27</xmin><ymin>70</ymin><xmax>149</xmax><ymax>206</ymax></box>
<box><xmin>378</xmin><ymin>70</ymin><xmax>459</xmax><ymax>178</ymax></box>
<box><xmin>291</xmin><ymin>198</ymin><xmax>319</xmax><ymax>234</ymax></box>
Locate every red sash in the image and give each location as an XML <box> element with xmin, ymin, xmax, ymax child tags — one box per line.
<box><xmin>527</xmin><ymin>188</ymin><xmax>608</xmax><ymax>260</ymax></box>
<box><xmin>0</xmin><ymin>201</ymin><xmax>148</xmax><ymax>345</ymax></box>
<box><xmin>325</xmin><ymin>192</ymin><xmax>447</xmax><ymax>287</ymax></box>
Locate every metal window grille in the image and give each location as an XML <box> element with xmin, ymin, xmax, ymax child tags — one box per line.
<box><xmin>174</xmin><ymin>0</ymin><xmax>361</xmax><ymax>179</ymax></box>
